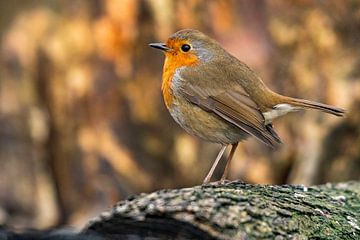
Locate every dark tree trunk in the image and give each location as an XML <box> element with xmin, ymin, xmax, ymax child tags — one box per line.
<box><xmin>84</xmin><ymin>181</ymin><xmax>360</xmax><ymax>240</ymax></box>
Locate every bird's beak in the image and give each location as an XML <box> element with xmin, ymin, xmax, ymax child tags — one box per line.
<box><xmin>149</xmin><ymin>42</ymin><xmax>171</xmax><ymax>52</ymax></box>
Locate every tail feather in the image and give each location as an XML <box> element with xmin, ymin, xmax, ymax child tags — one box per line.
<box><xmin>266</xmin><ymin>124</ymin><xmax>282</xmax><ymax>144</ymax></box>
<box><xmin>286</xmin><ymin>97</ymin><xmax>345</xmax><ymax>117</ymax></box>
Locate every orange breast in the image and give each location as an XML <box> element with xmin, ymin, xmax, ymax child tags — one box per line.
<box><xmin>161</xmin><ymin>49</ymin><xmax>198</xmax><ymax>108</ymax></box>
<box><xmin>162</xmin><ymin>57</ymin><xmax>176</xmax><ymax>108</ymax></box>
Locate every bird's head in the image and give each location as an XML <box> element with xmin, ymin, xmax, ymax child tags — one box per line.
<box><xmin>149</xmin><ymin>29</ymin><xmax>221</xmax><ymax>68</ymax></box>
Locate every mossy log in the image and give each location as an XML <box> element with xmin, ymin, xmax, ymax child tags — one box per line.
<box><xmin>84</xmin><ymin>181</ymin><xmax>360</xmax><ymax>240</ymax></box>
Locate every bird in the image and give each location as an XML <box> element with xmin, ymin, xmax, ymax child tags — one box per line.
<box><xmin>149</xmin><ymin>29</ymin><xmax>345</xmax><ymax>184</ymax></box>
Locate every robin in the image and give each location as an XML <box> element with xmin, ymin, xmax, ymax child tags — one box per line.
<box><xmin>149</xmin><ymin>29</ymin><xmax>345</xmax><ymax>183</ymax></box>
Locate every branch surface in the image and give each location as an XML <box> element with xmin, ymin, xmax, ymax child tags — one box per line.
<box><xmin>85</xmin><ymin>181</ymin><xmax>360</xmax><ymax>239</ymax></box>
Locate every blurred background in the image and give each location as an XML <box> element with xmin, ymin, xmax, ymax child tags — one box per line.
<box><xmin>0</xmin><ymin>0</ymin><xmax>359</xmax><ymax>230</ymax></box>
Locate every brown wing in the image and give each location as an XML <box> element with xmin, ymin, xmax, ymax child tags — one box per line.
<box><xmin>182</xmin><ymin>83</ymin><xmax>281</xmax><ymax>147</ymax></box>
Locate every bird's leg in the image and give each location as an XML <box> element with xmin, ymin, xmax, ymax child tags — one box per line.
<box><xmin>220</xmin><ymin>143</ymin><xmax>238</xmax><ymax>181</ymax></box>
<box><xmin>203</xmin><ymin>145</ymin><xmax>227</xmax><ymax>184</ymax></box>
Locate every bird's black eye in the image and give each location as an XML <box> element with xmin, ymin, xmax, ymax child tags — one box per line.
<box><xmin>181</xmin><ymin>44</ymin><xmax>191</xmax><ymax>52</ymax></box>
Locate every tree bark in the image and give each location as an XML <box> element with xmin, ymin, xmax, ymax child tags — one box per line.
<box><xmin>84</xmin><ymin>181</ymin><xmax>360</xmax><ymax>240</ymax></box>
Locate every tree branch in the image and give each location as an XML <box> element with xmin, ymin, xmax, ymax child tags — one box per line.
<box><xmin>84</xmin><ymin>181</ymin><xmax>360</xmax><ymax>240</ymax></box>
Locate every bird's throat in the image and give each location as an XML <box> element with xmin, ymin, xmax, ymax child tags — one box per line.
<box><xmin>161</xmin><ymin>53</ymin><xmax>198</xmax><ymax>108</ymax></box>
<box><xmin>162</xmin><ymin>58</ymin><xmax>176</xmax><ymax>108</ymax></box>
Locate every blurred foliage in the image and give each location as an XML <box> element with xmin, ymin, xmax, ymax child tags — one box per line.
<box><xmin>0</xmin><ymin>0</ymin><xmax>359</xmax><ymax>230</ymax></box>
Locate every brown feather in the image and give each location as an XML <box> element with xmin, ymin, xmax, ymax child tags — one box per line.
<box><xmin>182</xmin><ymin>84</ymin><xmax>281</xmax><ymax>147</ymax></box>
<box><xmin>284</xmin><ymin>97</ymin><xmax>345</xmax><ymax>117</ymax></box>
